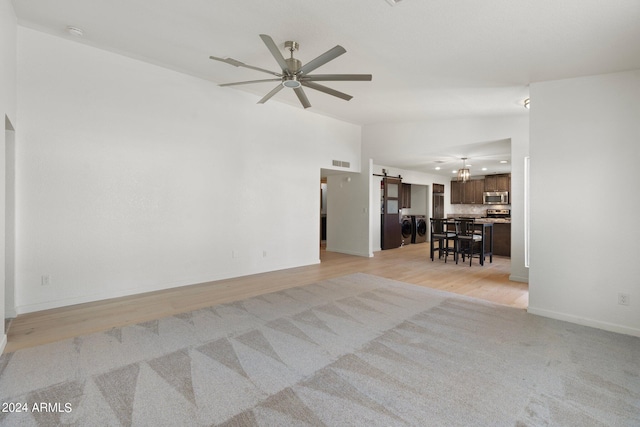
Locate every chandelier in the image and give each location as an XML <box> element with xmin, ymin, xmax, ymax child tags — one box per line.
<box><xmin>457</xmin><ymin>158</ymin><xmax>470</xmax><ymax>183</ymax></box>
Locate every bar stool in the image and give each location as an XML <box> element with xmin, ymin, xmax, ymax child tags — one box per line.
<box><xmin>455</xmin><ymin>219</ymin><xmax>483</xmax><ymax>266</ymax></box>
<box><xmin>430</xmin><ymin>218</ymin><xmax>457</xmax><ymax>262</ymax></box>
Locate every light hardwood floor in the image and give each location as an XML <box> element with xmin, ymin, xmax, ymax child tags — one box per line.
<box><xmin>3</xmin><ymin>243</ymin><xmax>528</xmax><ymax>354</ymax></box>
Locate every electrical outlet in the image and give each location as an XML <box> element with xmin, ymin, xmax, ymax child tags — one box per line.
<box><xmin>41</xmin><ymin>275</ymin><xmax>51</xmax><ymax>286</ymax></box>
<box><xmin>618</xmin><ymin>293</ymin><xmax>630</xmax><ymax>306</ymax></box>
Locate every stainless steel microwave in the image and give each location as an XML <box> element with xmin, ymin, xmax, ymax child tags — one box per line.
<box><xmin>483</xmin><ymin>191</ymin><xmax>509</xmax><ymax>205</ymax></box>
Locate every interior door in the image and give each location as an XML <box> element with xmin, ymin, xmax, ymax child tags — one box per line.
<box><xmin>381</xmin><ymin>177</ymin><xmax>402</xmax><ymax>250</ymax></box>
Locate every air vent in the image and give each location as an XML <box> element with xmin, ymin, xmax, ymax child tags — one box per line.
<box><xmin>332</xmin><ymin>160</ymin><xmax>351</xmax><ymax>168</ymax></box>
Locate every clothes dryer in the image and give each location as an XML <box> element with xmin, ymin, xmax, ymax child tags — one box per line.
<box><xmin>412</xmin><ymin>215</ymin><xmax>427</xmax><ymax>244</ymax></box>
<box><xmin>401</xmin><ymin>215</ymin><xmax>413</xmax><ymax>246</ymax></box>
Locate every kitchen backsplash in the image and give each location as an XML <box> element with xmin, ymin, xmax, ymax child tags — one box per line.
<box><xmin>450</xmin><ymin>204</ymin><xmax>510</xmax><ymax>216</ymax></box>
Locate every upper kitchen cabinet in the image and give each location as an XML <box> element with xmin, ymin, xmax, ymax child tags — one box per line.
<box><xmin>484</xmin><ymin>174</ymin><xmax>511</xmax><ymax>192</ymax></box>
<box><xmin>467</xmin><ymin>180</ymin><xmax>484</xmax><ymax>204</ymax></box>
<box><xmin>451</xmin><ymin>180</ymin><xmax>462</xmax><ymax>204</ymax></box>
<box><xmin>451</xmin><ymin>179</ymin><xmax>484</xmax><ymax>204</ymax></box>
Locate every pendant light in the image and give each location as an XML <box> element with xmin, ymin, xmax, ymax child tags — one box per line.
<box><xmin>457</xmin><ymin>158</ymin><xmax>470</xmax><ymax>183</ymax></box>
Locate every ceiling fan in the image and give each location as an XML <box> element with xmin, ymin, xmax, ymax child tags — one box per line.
<box><xmin>209</xmin><ymin>34</ymin><xmax>372</xmax><ymax>109</ymax></box>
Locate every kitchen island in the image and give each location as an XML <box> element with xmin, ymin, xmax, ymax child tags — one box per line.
<box><xmin>475</xmin><ymin>218</ymin><xmax>510</xmax><ymax>257</ymax></box>
<box><xmin>447</xmin><ymin>216</ymin><xmax>511</xmax><ymax>258</ymax></box>
<box><xmin>447</xmin><ymin>208</ymin><xmax>511</xmax><ymax>257</ymax></box>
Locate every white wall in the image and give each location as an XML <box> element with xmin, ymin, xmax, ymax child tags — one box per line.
<box><xmin>404</xmin><ymin>184</ymin><xmax>428</xmax><ymax>216</ymax></box>
<box><xmin>0</xmin><ymin>0</ymin><xmax>16</xmax><ymax>121</ymax></box>
<box><xmin>15</xmin><ymin>27</ymin><xmax>361</xmax><ymax>313</ymax></box>
<box><xmin>529</xmin><ymin>70</ymin><xmax>640</xmax><ymax>336</ymax></box>
<box><xmin>363</xmin><ymin>116</ymin><xmax>529</xmax><ymax>282</ymax></box>
<box><xmin>0</xmin><ymin>0</ymin><xmax>17</xmax><ymax>353</ymax></box>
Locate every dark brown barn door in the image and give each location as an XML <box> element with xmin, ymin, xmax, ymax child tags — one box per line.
<box><xmin>381</xmin><ymin>177</ymin><xmax>402</xmax><ymax>250</ymax></box>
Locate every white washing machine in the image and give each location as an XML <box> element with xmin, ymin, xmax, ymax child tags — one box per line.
<box><xmin>401</xmin><ymin>215</ymin><xmax>413</xmax><ymax>246</ymax></box>
<box><xmin>412</xmin><ymin>215</ymin><xmax>427</xmax><ymax>244</ymax></box>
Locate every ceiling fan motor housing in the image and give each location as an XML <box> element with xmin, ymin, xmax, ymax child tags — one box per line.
<box><xmin>285</xmin><ymin>57</ymin><xmax>301</xmax><ymax>74</ymax></box>
<box><xmin>283</xmin><ymin>56</ymin><xmax>302</xmax><ymax>87</ymax></box>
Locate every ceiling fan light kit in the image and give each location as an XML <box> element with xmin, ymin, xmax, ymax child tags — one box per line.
<box><xmin>209</xmin><ymin>34</ymin><xmax>372</xmax><ymax>109</ymax></box>
<box><xmin>282</xmin><ymin>76</ymin><xmax>301</xmax><ymax>88</ymax></box>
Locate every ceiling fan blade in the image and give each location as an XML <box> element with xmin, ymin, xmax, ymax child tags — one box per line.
<box><xmin>298</xmin><ymin>45</ymin><xmax>346</xmax><ymax>76</ymax></box>
<box><xmin>259</xmin><ymin>34</ymin><xmax>290</xmax><ymax>74</ymax></box>
<box><xmin>293</xmin><ymin>87</ymin><xmax>311</xmax><ymax>109</ymax></box>
<box><xmin>301</xmin><ymin>74</ymin><xmax>372</xmax><ymax>82</ymax></box>
<box><xmin>301</xmin><ymin>81</ymin><xmax>352</xmax><ymax>101</ymax></box>
<box><xmin>219</xmin><ymin>78</ymin><xmax>281</xmax><ymax>87</ymax></box>
<box><xmin>209</xmin><ymin>56</ymin><xmax>281</xmax><ymax>77</ymax></box>
<box><xmin>257</xmin><ymin>84</ymin><xmax>284</xmax><ymax>104</ymax></box>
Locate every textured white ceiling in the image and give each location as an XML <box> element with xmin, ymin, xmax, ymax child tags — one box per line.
<box><xmin>11</xmin><ymin>0</ymin><xmax>640</xmax><ymax>175</ymax></box>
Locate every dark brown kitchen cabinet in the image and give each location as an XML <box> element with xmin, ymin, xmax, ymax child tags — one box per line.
<box><xmin>484</xmin><ymin>174</ymin><xmax>511</xmax><ymax>192</ymax></box>
<box><xmin>451</xmin><ymin>179</ymin><xmax>484</xmax><ymax>204</ymax></box>
<box><xmin>451</xmin><ymin>180</ymin><xmax>463</xmax><ymax>204</ymax></box>
<box><xmin>401</xmin><ymin>183</ymin><xmax>412</xmax><ymax>208</ymax></box>
<box><xmin>493</xmin><ymin>223</ymin><xmax>511</xmax><ymax>257</ymax></box>
<box><xmin>469</xmin><ymin>180</ymin><xmax>484</xmax><ymax>204</ymax></box>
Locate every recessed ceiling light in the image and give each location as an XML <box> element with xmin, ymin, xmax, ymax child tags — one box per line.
<box><xmin>452</xmin><ymin>170</ymin><xmax>457</xmax><ymax>174</ymax></box>
<box><xmin>435</xmin><ymin>167</ymin><xmax>441</xmax><ymax>170</ymax></box>
<box><xmin>66</xmin><ymin>26</ymin><xmax>84</xmax><ymax>37</ymax></box>
<box><xmin>500</xmin><ymin>160</ymin><xmax>508</xmax><ymax>164</ymax></box>
<box><xmin>482</xmin><ymin>167</ymin><xmax>488</xmax><ymax>171</ymax></box>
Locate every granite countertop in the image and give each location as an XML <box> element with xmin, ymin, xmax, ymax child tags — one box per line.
<box><xmin>474</xmin><ymin>218</ymin><xmax>511</xmax><ymax>224</ymax></box>
<box><xmin>446</xmin><ymin>216</ymin><xmax>511</xmax><ymax>224</ymax></box>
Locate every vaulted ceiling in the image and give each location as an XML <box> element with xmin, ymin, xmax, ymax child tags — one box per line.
<box><xmin>11</xmin><ymin>0</ymin><xmax>640</xmax><ymax>175</ymax></box>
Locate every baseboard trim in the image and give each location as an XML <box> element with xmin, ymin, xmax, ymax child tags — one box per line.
<box><xmin>527</xmin><ymin>306</ymin><xmax>640</xmax><ymax>337</ymax></box>
<box><xmin>325</xmin><ymin>247</ymin><xmax>371</xmax><ymax>257</ymax></box>
<box><xmin>4</xmin><ymin>307</ymin><xmax>17</xmax><ymax>318</ymax></box>
<box><xmin>15</xmin><ymin>259</ymin><xmax>321</xmax><ymax>315</ymax></box>
<box><xmin>509</xmin><ymin>274</ymin><xmax>529</xmax><ymax>283</ymax></box>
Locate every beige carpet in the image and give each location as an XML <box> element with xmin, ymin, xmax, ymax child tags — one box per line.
<box><xmin>0</xmin><ymin>273</ymin><xmax>638</xmax><ymax>426</ymax></box>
